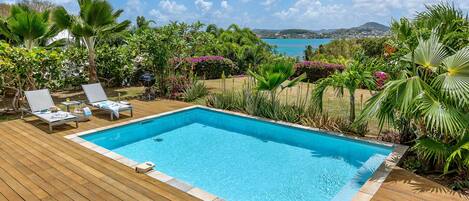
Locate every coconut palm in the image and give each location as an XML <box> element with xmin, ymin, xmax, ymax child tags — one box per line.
<box><xmin>311</xmin><ymin>61</ymin><xmax>375</xmax><ymax>123</ymax></box>
<box><xmin>0</xmin><ymin>4</ymin><xmax>61</xmax><ymax>49</ymax></box>
<box><xmin>52</xmin><ymin>0</ymin><xmax>130</xmax><ymax>83</ymax></box>
<box><xmin>249</xmin><ymin>59</ymin><xmax>306</xmax><ymax>106</ymax></box>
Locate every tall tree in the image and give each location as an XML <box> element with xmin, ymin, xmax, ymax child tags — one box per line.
<box><xmin>0</xmin><ymin>4</ymin><xmax>60</xmax><ymax>49</ymax></box>
<box><xmin>53</xmin><ymin>0</ymin><xmax>130</xmax><ymax>83</ymax></box>
<box><xmin>304</xmin><ymin>45</ymin><xmax>314</xmax><ymax>61</ymax></box>
<box><xmin>312</xmin><ymin>61</ymin><xmax>375</xmax><ymax>123</ymax></box>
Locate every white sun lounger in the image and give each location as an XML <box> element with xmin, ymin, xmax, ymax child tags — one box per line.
<box><xmin>82</xmin><ymin>83</ymin><xmax>133</xmax><ymax>120</ymax></box>
<box><xmin>23</xmin><ymin>89</ymin><xmax>79</xmax><ymax>132</ymax></box>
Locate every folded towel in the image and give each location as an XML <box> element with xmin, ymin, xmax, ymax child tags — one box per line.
<box><xmin>92</xmin><ymin>101</ymin><xmax>130</xmax><ymax>119</ymax></box>
<box><xmin>82</xmin><ymin>107</ymin><xmax>92</xmax><ymax>117</ymax></box>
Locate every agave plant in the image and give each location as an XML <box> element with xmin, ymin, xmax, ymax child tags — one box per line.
<box><xmin>0</xmin><ymin>4</ymin><xmax>61</xmax><ymax>49</ymax></box>
<box><xmin>248</xmin><ymin>59</ymin><xmax>306</xmax><ymax>106</ymax></box>
<box><xmin>357</xmin><ymin>32</ymin><xmax>469</xmax><ymax>174</ymax></box>
<box><xmin>52</xmin><ymin>0</ymin><xmax>130</xmax><ymax>83</ymax></box>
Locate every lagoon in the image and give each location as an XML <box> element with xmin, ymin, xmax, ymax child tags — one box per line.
<box><xmin>263</xmin><ymin>38</ymin><xmax>332</xmax><ymax>58</ymax></box>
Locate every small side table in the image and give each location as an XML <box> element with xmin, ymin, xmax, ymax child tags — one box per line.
<box><xmin>61</xmin><ymin>101</ymin><xmax>81</xmax><ymax>112</ymax></box>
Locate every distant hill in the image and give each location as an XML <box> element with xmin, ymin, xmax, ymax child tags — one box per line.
<box><xmin>355</xmin><ymin>22</ymin><xmax>389</xmax><ymax>32</ymax></box>
<box><xmin>254</xmin><ymin>22</ymin><xmax>390</xmax><ymax>39</ymax></box>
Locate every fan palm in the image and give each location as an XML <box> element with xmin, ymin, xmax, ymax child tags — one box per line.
<box><xmin>312</xmin><ymin>61</ymin><xmax>375</xmax><ymax>123</ymax></box>
<box><xmin>357</xmin><ymin>33</ymin><xmax>469</xmax><ymax>174</ymax></box>
<box><xmin>249</xmin><ymin>59</ymin><xmax>306</xmax><ymax>106</ymax></box>
<box><xmin>0</xmin><ymin>4</ymin><xmax>60</xmax><ymax>49</ymax></box>
<box><xmin>52</xmin><ymin>0</ymin><xmax>130</xmax><ymax>83</ymax></box>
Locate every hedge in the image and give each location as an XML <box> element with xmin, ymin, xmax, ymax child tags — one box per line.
<box><xmin>171</xmin><ymin>56</ymin><xmax>237</xmax><ymax>79</ymax></box>
<box><xmin>294</xmin><ymin>61</ymin><xmax>345</xmax><ymax>82</ymax></box>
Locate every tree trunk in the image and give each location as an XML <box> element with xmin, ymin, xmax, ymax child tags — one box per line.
<box><xmin>349</xmin><ymin>92</ymin><xmax>355</xmax><ymax>123</ymax></box>
<box><xmin>84</xmin><ymin>37</ymin><xmax>98</xmax><ymax>83</ymax></box>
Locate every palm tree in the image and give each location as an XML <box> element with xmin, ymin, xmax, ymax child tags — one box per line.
<box><xmin>356</xmin><ymin>33</ymin><xmax>469</xmax><ymax>174</ymax></box>
<box><xmin>249</xmin><ymin>59</ymin><xmax>306</xmax><ymax>106</ymax></box>
<box><xmin>312</xmin><ymin>61</ymin><xmax>375</xmax><ymax>123</ymax></box>
<box><xmin>52</xmin><ymin>0</ymin><xmax>130</xmax><ymax>83</ymax></box>
<box><xmin>136</xmin><ymin>16</ymin><xmax>155</xmax><ymax>30</ymax></box>
<box><xmin>0</xmin><ymin>4</ymin><xmax>60</xmax><ymax>49</ymax></box>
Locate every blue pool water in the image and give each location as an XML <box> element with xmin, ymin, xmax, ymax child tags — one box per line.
<box><xmin>263</xmin><ymin>38</ymin><xmax>332</xmax><ymax>57</ymax></box>
<box><xmin>83</xmin><ymin>107</ymin><xmax>392</xmax><ymax>201</ymax></box>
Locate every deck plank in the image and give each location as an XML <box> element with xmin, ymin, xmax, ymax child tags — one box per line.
<box><xmin>0</xmin><ymin>99</ymin><xmax>197</xmax><ymax>201</ymax></box>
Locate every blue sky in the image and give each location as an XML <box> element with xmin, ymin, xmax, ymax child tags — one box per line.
<box><xmin>2</xmin><ymin>0</ymin><xmax>469</xmax><ymax>29</ymax></box>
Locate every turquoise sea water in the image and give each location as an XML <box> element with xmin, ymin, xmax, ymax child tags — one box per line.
<box><xmin>83</xmin><ymin>108</ymin><xmax>392</xmax><ymax>201</ymax></box>
<box><xmin>263</xmin><ymin>38</ymin><xmax>332</xmax><ymax>57</ymax></box>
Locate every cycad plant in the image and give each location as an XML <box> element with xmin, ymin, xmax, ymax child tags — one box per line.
<box><xmin>0</xmin><ymin>4</ymin><xmax>61</xmax><ymax>49</ymax></box>
<box><xmin>52</xmin><ymin>0</ymin><xmax>130</xmax><ymax>83</ymax></box>
<box><xmin>357</xmin><ymin>33</ymin><xmax>469</xmax><ymax>175</ymax></box>
<box><xmin>312</xmin><ymin>60</ymin><xmax>375</xmax><ymax>123</ymax></box>
<box><xmin>248</xmin><ymin>59</ymin><xmax>306</xmax><ymax>106</ymax></box>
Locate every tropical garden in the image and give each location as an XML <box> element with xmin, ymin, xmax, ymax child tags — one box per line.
<box><xmin>0</xmin><ymin>0</ymin><xmax>468</xmax><ymax>194</ymax></box>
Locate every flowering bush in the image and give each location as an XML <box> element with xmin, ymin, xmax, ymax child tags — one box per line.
<box><xmin>294</xmin><ymin>61</ymin><xmax>345</xmax><ymax>82</ymax></box>
<box><xmin>374</xmin><ymin>71</ymin><xmax>389</xmax><ymax>89</ymax></box>
<box><xmin>171</xmin><ymin>56</ymin><xmax>237</xmax><ymax>79</ymax></box>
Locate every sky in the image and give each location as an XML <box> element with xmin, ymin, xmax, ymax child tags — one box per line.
<box><xmin>2</xmin><ymin>0</ymin><xmax>469</xmax><ymax>30</ymax></box>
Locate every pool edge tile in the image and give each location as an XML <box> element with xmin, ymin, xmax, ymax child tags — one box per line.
<box><xmin>187</xmin><ymin>188</ymin><xmax>218</xmax><ymax>201</ymax></box>
<box><xmin>147</xmin><ymin>170</ymin><xmax>173</xmax><ymax>182</ymax></box>
<box><xmin>166</xmin><ymin>179</ymin><xmax>193</xmax><ymax>192</ymax></box>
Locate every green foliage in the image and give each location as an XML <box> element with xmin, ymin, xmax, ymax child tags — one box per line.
<box><xmin>312</xmin><ymin>60</ymin><xmax>375</xmax><ymax>124</ymax></box>
<box><xmin>95</xmin><ymin>44</ymin><xmax>134</xmax><ymax>87</ymax></box>
<box><xmin>62</xmin><ymin>46</ymin><xmax>87</xmax><ymax>88</ymax></box>
<box><xmin>0</xmin><ymin>41</ymin><xmax>64</xmax><ymax>95</ymax></box>
<box><xmin>304</xmin><ymin>45</ymin><xmax>314</xmax><ymax>61</ymax></box>
<box><xmin>172</xmin><ymin>56</ymin><xmax>237</xmax><ymax>79</ymax></box>
<box><xmin>0</xmin><ymin>4</ymin><xmax>61</xmax><ymax>48</ymax></box>
<box><xmin>208</xmin><ymin>24</ymin><xmax>273</xmax><ymax>72</ymax></box>
<box><xmin>52</xmin><ymin>0</ymin><xmax>131</xmax><ymax>83</ymax></box>
<box><xmin>182</xmin><ymin>80</ymin><xmax>209</xmax><ymax>102</ymax></box>
<box><xmin>294</xmin><ymin>61</ymin><xmax>345</xmax><ymax>82</ymax></box>
<box><xmin>249</xmin><ymin>58</ymin><xmax>306</xmax><ymax>105</ymax></box>
<box><xmin>207</xmin><ymin>87</ymin><xmax>309</xmax><ymax>123</ymax></box>
<box><xmin>390</xmin><ymin>3</ymin><xmax>469</xmax><ymax>54</ymax></box>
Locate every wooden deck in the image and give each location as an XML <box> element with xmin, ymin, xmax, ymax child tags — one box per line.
<box><xmin>0</xmin><ymin>99</ymin><xmax>197</xmax><ymax>201</ymax></box>
<box><xmin>0</xmin><ymin>99</ymin><xmax>467</xmax><ymax>201</ymax></box>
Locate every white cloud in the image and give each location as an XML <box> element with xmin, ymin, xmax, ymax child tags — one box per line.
<box><xmin>159</xmin><ymin>0</ymin><xmax>187</xmax><ymax>14</ymax></box>
<box><xmin>275</xmin><ymin>0</ymin><xmax>345</xmax><ymax>21</ymax></box>
<box><xmin>149</xmin><ymin>9</ymin><xmax>169</xmax><ymax>21</ymax></box>
<box><xmin>221</xmin><ymin>0</ymin><xmax>229</xmax><ymax>9</ymax></box>
<box><xmin>195</xmin><ymin>0</ymin><xmax>213</xmax><ymax>12</ymax></box>
<box><xmin>126</xmin><ymin>0</ymin><xmax>142</xmax><ymax>13</ymax></box>
<box><xmin>261</xmin><ymin>0</ymin><xmax>277</xmax><ymax>7</ymax></box>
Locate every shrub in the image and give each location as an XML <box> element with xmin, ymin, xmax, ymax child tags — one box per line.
<box><xmin>294</xmin><ymin>61</ymin><xmax>345</xmax><ymax>82</ymax></box>
<box><xmin>62</xmin><ymin>47</ymin><xmax>88</xmax><ymax>89</ymax></box>
<box><xmin>182</xmin><ymin>81</ymin><xmax>209</xmax><ymax>102</ymax></box>
<box><xmin>95</xmin><ymin>44</ymin><xmax>134</xmax><ymax>87</ymax></box>
<box><xmin>0</xmin><ymin>42</ymin><xmax>65</xmax><ymax>91</ymax></box>
<box><xmin>161</xmin><ymin>74</ymin><xmax>191</xmax><ymax>99</ymax></box>
<box><xmin>171</xmin><ymin>56</ymin><xmax>237</xmax><ymax>79</ymax></box>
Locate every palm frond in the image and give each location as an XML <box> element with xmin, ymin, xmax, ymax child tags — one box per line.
<box><xmin>433</xmin><ymin>46</ymin><xmax>469</xmax><ymax>106</ymax></box>
<box><xmin>413</xmin><ymin>137</ymin><xmax>450</xmax><ymax>165</ymax></box>
<box><xmin>405</xmin><ymin>33</ymin><xmax>447</xmax><ymax>72</ymax></box>
<box><xmin>415</xmin><ymin>91</ymin><xmax>468</xmax><ymax>137</ymax></box>
<box><xmin>444</xmin><ymin>133</ymin><xmax>469</xmax><ymax>173</ymax></box>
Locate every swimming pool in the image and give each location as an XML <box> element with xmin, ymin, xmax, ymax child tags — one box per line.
<box><xmin>77</xmin><ymin>106</ymin><xmax>401</xmax><ymax>201</ymax></box>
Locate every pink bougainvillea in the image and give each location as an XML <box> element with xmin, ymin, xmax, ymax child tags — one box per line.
<box><xmin>374</xmin><ymin>71</ymin><xmax>389</xmax><ymax>89</ymax></box>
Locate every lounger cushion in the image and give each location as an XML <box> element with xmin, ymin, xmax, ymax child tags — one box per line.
<box><xmin>33</xmin><ymin>111</ymin><xmax>77</xmax><ymax>122</ymax></box>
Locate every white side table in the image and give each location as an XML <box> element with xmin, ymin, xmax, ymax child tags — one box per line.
<box><xmin>61</xmin><ymin>101</ymin><xmax>81</xmax><ymax>112</ymax></box>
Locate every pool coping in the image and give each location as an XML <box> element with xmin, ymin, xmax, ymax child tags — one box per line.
<box><xmin>64</xmin><ymin>105</ymin><xmax>408</xmax><ymax>201</ymax></box>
